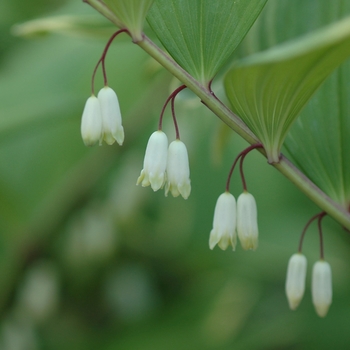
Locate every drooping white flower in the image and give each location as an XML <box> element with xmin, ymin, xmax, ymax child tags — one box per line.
<box><xmin>97</xmin><ymin>86</ymin><xmax>124</xmax><ymax>146</ymax></box>
<box><xmin>312</xmin><ymin>260</ymin><xmax>332</xmax><ymax>317</ymax></box>
<box><xmin>16</xmin><ymin>262</ymin><xmax>59</xmax><ymax>323</ymax></box>
<box><xmin>136</xmin><ymin>130</ymin><xmax>168</xmax><ymax>191</ymax></box>
<box><xmin>209</xmin><ymin>192</ymin><xmax>237</xmax><ymax>251</ymax></box>
<box><xmin>285</xmin><ymin>253</ymin><xmax>307</xmax><ymax>310</ymax></box>
<box><xmin>236</xmin><ymin>191</ymin><xmax>258</xmax><ymax>250</ymax></box>
<box><xmin>165</xmin><ymin>140</ymin><xmax>191</xmax><ymax>199</ymax></box>
<box><xmin>81</xmin><ymin>95</ymin><xmax>103</xmax><ymax>146</ymax></box>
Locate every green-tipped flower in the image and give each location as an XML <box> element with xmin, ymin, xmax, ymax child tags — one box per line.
<box><xmin>312</xmin><ymin>260</ymin><xmax>332</xmax><ymax>317</ymax></box>
<box><xmin>209</xmin><ymin>192</ymin><xmax>237</xmax><ymax>251</ymax></box>
<box><xmin>237</xmin><ymin>192</ymin><xmax>258</xmax><ymax>251</ymax></box>
<box><xmin>165</xmin><ymin>140</ymin><xmax>191</xmax><ymax>199</ymax></box>
<box><xmin>285</xmin><ymin>253</ymin><xmax>307</xmax><ymax>310</ymax></box>
<box><xmin>81</xmin><ymin>95</ymin><xmax>102</xmax><ymax>147</ymax></box>
<box><xmin>137</xmin><ymin>130</ymin><xmax>168</xmax><ymax>191</ymax></box>
<box><xmin>97</xmin><ymin>86</ymin><xmax>124</xmax><ymax>146</ymax></box>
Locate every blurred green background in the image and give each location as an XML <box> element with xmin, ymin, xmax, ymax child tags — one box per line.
<box><xmin>1</xmin><ymin>1</ymin><xmax>350</xmax><ymax>349</ymax></box>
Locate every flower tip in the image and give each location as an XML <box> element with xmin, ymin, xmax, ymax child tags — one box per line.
<box><xmin>149</xmin><ymin>171</ymin><xmax>166</xmax><ymax>192</ymax></box>
<box><xmin>315</xmin><ymin>305</ymin><xmax>331</xmax><ymax>318</ymax></box>
<box><xmin>136</xmin><ymin>171</ymin><xmax>145</xmax><ymax>186</ymax></box>
<box><xmin>115</xmin><ymin>125</ymin><xmax>125</xmax><ymax>146</ymax></box>
<box><xmin>177</xmin><ymin>181</ymin><xmax>191</xmax><ymax>199</ymax></box>
<box><xmin>83</xmin><ymin>140</ymin><xmax>96</xmax><ymax>147</ymax></box>
<box><xmin>209</xmin><ymin>230</ymin><xmax>220</xmax><ymax>250</ymax></box>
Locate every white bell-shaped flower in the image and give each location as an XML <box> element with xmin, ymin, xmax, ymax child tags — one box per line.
<box><xmin>285</xmin><ymin>253</ymin><xmax>307</xmax><ymax>310</ymax></box>
<box><xmin>165</xmin><ymin>140</ymin><xmax>191</xmax><ymax>199</ymax></box>
<box><xmin>209</xmin><ymin>192</ymin><xmax>237</xmax><ymax>251</ymax></box>
<box><xmin>312</xmin><ymin>260</ymin><xmax>332</xmax><ymax>317</ymax></box>
<box><xmin>97</xmin><ymin>86</ymin><xmax>124</xmax><ymax>146</ymax></box>
<box><xmin>16</xmin><ymin>262</ymin><xmax>59</xmax><ymax>323</ymax></box>
<box><xmin>81</xmin><ymin>95</ymin><xmax>103</xmax><ymax>146</ymax></box>
<box><xmin>136</xmin><ymin>130</ymin><xmax>168</xmax><ymax>191</ymax></box>
<box><xmin>237</xmin><ymin>191</ymin><xmax>258</xmax><ymax>250</ymax></box>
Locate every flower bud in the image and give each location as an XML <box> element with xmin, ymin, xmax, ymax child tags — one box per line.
<box><xmin>236</xmin><ymin>192</ymin><xmax>258</xmax><ymax>250</ymax></box>
<box><xmin>165</xmin><ymin>140</ymin><xmax>191</xmax><ymax>199</ymax></box>
<box><xmin>285</xmin><ymin>253</ymin><xmax>307</xmax><ymax>310</ymax></box>
<box><xmin>137</xmin><ymin>130</ymin><xmax>168</xmax><ymax>191</ymax></box>
<box><xmin>81</xmin><ymin>95</ymin><xmax>102</xmax><ymax>146</ymax></box>
<box><xmin>312</xmin><ymin>260</ymin><xmax>332</xmax><ymax>317</ymax></box>
<box><xmin>209</xmin><ymin>192</ymin><xmax>237</xmax><ymax>250</ymax></box>
<box><xmin>98</xmin><ymin>86</ymin><xmax>124</xmax><ymax>146</ymax></box>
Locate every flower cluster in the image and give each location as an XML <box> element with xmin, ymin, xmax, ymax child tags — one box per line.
<box><xmin>79</xmin><ymin>29</ymin><xmax>338</xmax><ymax>319</ymax></box>
<box><xmin>81</xmin><ymin>86</ymin><xmax>124</xmax><ymax>147</ymax></box>
<box><xmin>136</xmin><ymin>131</ymin><xmax>191</xmax><ymax>199</ymax></box>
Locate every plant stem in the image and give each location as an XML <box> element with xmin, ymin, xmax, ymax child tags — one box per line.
<box><xmin>84</xmin><ymin>0</ymin><xmax>350</xmax><ymax>230</ymax></box>
<box><xmin>318</xmin><ymin>213</ymin><xmax>326</xmax><ymax>259</ymax></box>
<box><xmin>158</xmin><ymin>85</ymin><xmax>186</xmax><ymax>131</ymax></box>
<box><xmin>91</xmin><ymin>29</ymin><xmax>128</xmax><ymax>94</ymax></box>
<box><xmin>298</xmin><ymin>212</ymin><xmax>325</xmax><ymax>253</ymax></box>
<box><xmin>275</xmin><ymin>156</ymin><xmax>349</xmax><ymax>228</ymax></box>
<box><xmin>170</xmin><ymin>95</ymin><xmax>180</xmax><ymax>139</ymax></box>
<box><xmin>225</xmin><ymin>144</ymin><xmax>262</xmax><ymax>192</ymax></box>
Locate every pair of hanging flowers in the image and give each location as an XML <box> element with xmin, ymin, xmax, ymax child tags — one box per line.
<box><xmin>136</xmin><ymin>84</ymin><xmax>191</xmax><ymax>199</ymax></box>
<box><xmin>136</xmin><ymin>131</ymin><xmax>191</xmax><ymax>199</ymax></box>
<box><xmin>210</xmin><ymin>144</ymin><xmax>261</xmax><ymax>252</ymax></box>
<box><xmin>285</xmin><ymin>212</ymin><xmax>332</xmax><ymax>317</ymax></box>
<box><xmin>81</xmin><ymin>87</ymin><xmax>124</xmax><ymax>147</ymax></box>
<box><xmin>210</xmin><ymin>191</ymin><xmax>258</xmax><ymax>251</ymax></box>
<box><xmin>80</xmin><ymin>29</ymin><xmax>127</xmax><ymax>148</ymax></box>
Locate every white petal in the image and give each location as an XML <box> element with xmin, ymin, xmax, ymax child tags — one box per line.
<box><xmin>237</xmin><ymin>192</ymin><xmax>258</xmax><ymax>251</ymax></box>
<box><xmin>312</xmin><ymin>260</ymin><xmax>332</xmax><ymax>317</ymax></box>
<box><xmin>137</xmin><ymin>131</ymin><xmax>168</xmax><ymax>191</ymax></box>
<box><xmin>285</xmin><ymin>253</ymin><xmax>307</xmax><ymax>310</ymax></box>
<box><xmin>209</xmin><ymin>192</ymin><xmax>237</xmax><ymax>251</ymax></box>
<box><xmin>165</xmin><ymin>140</ymin><xmax>191</xmax><ymax>199</ymax></box>
<box><xmin>98</xmin><ymin>86</ymin><xmax>124</xmax><ymax>145</ymax></box>
<box><xmin>81</xmin><ymin>95</ymin><xmax>102</xmax><ymax>147</ymax></box>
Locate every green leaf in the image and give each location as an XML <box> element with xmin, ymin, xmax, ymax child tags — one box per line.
<box><xmin>284</xmin><ymin>62</ymin><xmax>350</xmax><ymax>207</ymax></box>
<box><xmin>147</xmin><ymin>0</ymin><xmax>267</xmax><ymax>85</ymax></box>
<box><xmin>237</xmin><ymin>0</ymin><xmax>350</xmax><ymax>57</ymax></box>
<box><xmin>224</xmin><ymin>16</ymin><xmax>350</xmax><ymax>163</ymax></box>
<box><xmin>103</xmin><ymin>0</ymin><xmax>154</xmax><ymax>41</ymax></box>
